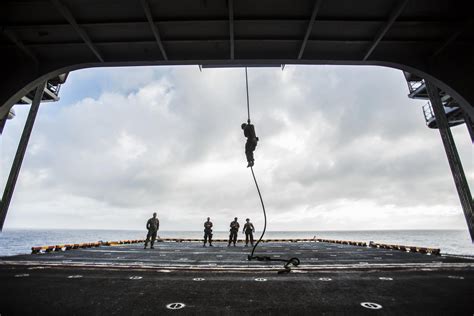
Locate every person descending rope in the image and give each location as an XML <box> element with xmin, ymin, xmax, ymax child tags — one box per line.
<box><xmin>241</xmin><ymin>67</ymin><xmax>259</xmax><ymax>167</ymax></box>
<box><xmin>241</xmin><ymin>67</ymin><xmax>300</xmax><ymax>273</ymax></box>
<box><xmin>241</xmin><ymin>122</ymin><xmax>259</xmax><ymax>167</ymax></box>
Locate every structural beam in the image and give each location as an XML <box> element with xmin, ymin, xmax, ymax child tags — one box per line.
<box><xmin>463</xmin><ymin>111</ymin><xmax>474</xmax><ymax>143</ymax></box>
<box><xmin>4</xmin><ymin>19</ymin><xmax>457</xmax><ymax>31</ymax></box>
<box><xmin>298</xmin><ymin>0</ymin><xmax>322</xmax><ymax>59</ymax></box>
<box><xmin>8</xmin><ymin>39</ymin><xmax>454</xmax><ymax>49</ymax></box>
<box><xmin>140</xmin><ymin>0</ymin><xmax>168</xmax><ymax>60</ymax></box>
<box><xmin>431</xmin><ymin>19</ymin><xmax>473</xmax><ymax>58</ymax></box>
<box><xmin>0</xmin><ymin>116</ymin><xmax>7</xmax><ymax>135</ymax></box>
<box><xmin>0</xmin><ymin>82</ymin><xmax>46</xmax><ymax>231</ymax></box>
<box><xmin>50</xmin><ymin>0</ymin><xmax>104</xmax><ymax>62</ymax></box>
<box><xmin>426</xmin><ymin>81</ymin><xmax>474</xmax><ymax>241</ymax></box>
<box><xmin>2</xmin><ymin>29</ymin><xmax>39</xmax><ymax>64</ymax></box>
<box><xmin>228</xmin><ymin>0</ymin><xmax>234</xmax><ymax>60</ymax></box>
<box><xmin>362</xmin><ymin>0</ymin><xmax>408</xmax><ymax>61</ymax></box>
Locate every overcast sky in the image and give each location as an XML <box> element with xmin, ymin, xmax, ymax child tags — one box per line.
<box><xmin>1</xmin><ymin>65</ymin><xmax>472</xmax><ymax>231</ymax></box>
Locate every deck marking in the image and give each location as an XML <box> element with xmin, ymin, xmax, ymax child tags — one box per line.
<box><xmin>129</xmin><ymin>276</ymin><xmax>143</xmax><ymax>280</ymax></box>
<box><xmin>318</xmin><ymin>277</ymin><xmax>332</xmax><ymax>281</ymax></box>
<box><xmin>166</xmin><ymin>303</ymin><xmax>186</xmax><ymax>310</ymax></box>
<box><xmin>255</xmin><ymin>278</ymin><xmax>267</xmax><ymax>282</ymax></box>
<box><xmin>379</xmin><ymin>277</ymin><xmax>393</xmax><ymax>281</ymax></box>
<box><xmin>166</xmin><ymin>303</ymin><xmax>186</xmax><ymax>309</ymax></box>
<box><xmin>14</xmin><ymin>273</ymin><xmax>29</xmax><ymax>278</ymax></box>
<box><xmin>447</xmin><ymin>275</ymin><xmax>464</xmax><ymax>280</ymax></box>
<box><xmin>361</xmin><ymin>302</ymin><xmax>382</xmax><ymax>309</ymax></box>
<box><xmin>68</xmin><ymin>275</ymin><xmax>83</xmax><ymax>279</ymax></box>
<box><xmin>193</xmin><ymin>278</ymin><xmax>205</xmax><ymax>281</ymax></box>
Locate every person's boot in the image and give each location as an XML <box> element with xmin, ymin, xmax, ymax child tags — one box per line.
<box><xmin>209</xmin><ymin>243</ymin><xmax>213</xmax><ymax>247</ymax></box>
<box><xmin>233</xmin><ymin>243</ymin><xmax>236</xmax><ymax>247</ymax></box>
<box><xmin>227</xmin><ymin>243</ymin><xmax>230</xmax><ymax>247</ymax></box>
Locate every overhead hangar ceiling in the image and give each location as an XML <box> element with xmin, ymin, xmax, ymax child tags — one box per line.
<box><xmin>1</xmin><ymin>0</ymin><xmax>473</xmax><ymax>118</ymax></box>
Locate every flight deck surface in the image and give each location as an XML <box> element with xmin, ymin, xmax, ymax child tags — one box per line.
<box><xmin>1</xmin><ymin>241</ymin><xmax>473</xmax><ymax>314</ymax></box>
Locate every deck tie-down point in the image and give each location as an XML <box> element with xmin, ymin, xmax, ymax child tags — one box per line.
<box><xmin>361</xmin><ymin>302</ymin><xmax>382</xmax><ymax>310</ymax></box>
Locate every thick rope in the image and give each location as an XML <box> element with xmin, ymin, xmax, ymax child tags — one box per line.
<box><xmin>247</xmin><ymin>166</ymin><xmax>300</xmax><ymax>273</ymax></box>
<box><xmin>245</xmin><ymin>67</ymin><xmax>250</xmax><ymax>124</ymax></box>
<box><xmin>249</xmin><ymin>166</ymin><xmax>266</xmax><ymax>258</ymax></box>
<box><xmin>243</xmin><ymin>69</ymin><xmax>299</xmax><ymax>272</ymax></box>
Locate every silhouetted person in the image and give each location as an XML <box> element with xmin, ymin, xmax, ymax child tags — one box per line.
<box><xmin>242</xmin><ymin>218</ymin><xmax>255</xmax><ymax>247</ymax></box>
<box><xmin>144</xmin><ymin>212</ymin><xmax>159</xmax><ymax>249</ymax></box>
<box><xmin>228</xmin><ymin>217</ymin><xmax>240</xmax><ymax>246</ymax></box>
<box><xmin>241</xmin><ymin>122</ymin><xmax>259</xmax><ymax>167</ymax></box>
<box><xmin>203</xmin><ymin>217</ymin><xmax>213</xmax><ymax>247</ymax></box>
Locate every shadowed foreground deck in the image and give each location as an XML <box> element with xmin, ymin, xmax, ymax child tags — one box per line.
<box><xmin>1</xmin><ymin>241</ymin><xmax>473</xmax><ymax>314</ymax></box>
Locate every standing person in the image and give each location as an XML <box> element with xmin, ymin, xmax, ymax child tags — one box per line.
<box><xmin>242</xmin><ymin>218</ymin><xmax>255</xmax><ymax>247</ymax></box>
<box><xmin>228</xmin><ymin>217</ymin><xmax>240</xmax><ymax>247</ymax></box>
<box><xmin>241</xmin><ymin>122</ymin><xmax>259</xmax><ymax>167</ymax></box>
<box><xmin>203</xmin><ymin>217</ymin><xmax>213</xmax><ymax>247</ymax></box>
<box><xmin>144</xmin><ymin>212</ymin><xmax>160</xmax><ymax>249</ymax></box>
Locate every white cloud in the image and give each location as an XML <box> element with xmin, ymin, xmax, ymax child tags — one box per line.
<box><xmin>1</xmin><ymin>65</ymin><xmax>472</xmax><ymax>231</ymax></box>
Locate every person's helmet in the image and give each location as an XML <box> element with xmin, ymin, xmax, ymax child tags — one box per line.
<box><xmin>207</xmin><ymin>217</ymin><xmax>210</xmax><ymax>220</ymax></box>
<box><xmin>241</xmin><ymin>123</ymin><xmax>247</xmax><ymax>129</ymax></box>
<box><xmin>234</xmin><ymin>217</ymin><xmax>238</xmax><ymax>220</ymax></box>
<box><xmin>246</xmin><ymin>218</ymin><xmax>249</xmax><ymax>221</ymax></box>
<box><xmin>153</xmin><ymin>212</ymin><xmax>157</xmax><ymax>217</ymax></box>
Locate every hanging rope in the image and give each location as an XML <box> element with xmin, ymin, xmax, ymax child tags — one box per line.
<box><xmin>249</xmin><ymin>166</ymin><xmax>265</xmax><ymax>259</ymax></box>
<box><xmin>245</xmin><ymin>67</ymin><xmax>250</xmax><ymax>124</ymax></box>
<box><xmin>247</xmin><ymin>166</ymin><xmax>300</xmax><ymax>274</ymax></box>
<box><xmin>243</xmin><ymin>67</ymin><xmax>300</xmax><ymax>274</ymax></box>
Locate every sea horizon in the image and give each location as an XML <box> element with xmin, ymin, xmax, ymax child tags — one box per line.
<box><xmin>1</xmin><ymin>228</ymin><xmax>473</xmax><ymax>257</ymax></box>
<box><xmin>2</xmin><ymin>227</ymin><xmax>467</xmax><ymax>232</ymax></box>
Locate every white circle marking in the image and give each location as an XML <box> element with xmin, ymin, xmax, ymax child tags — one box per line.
<box><xmin>361</xmin><ymin>302</ymin><xmax>382</xmax><ymax>309</ymax></box>
<box><xmin>319</xmin><ymin>277</ymin><xmax>332</xmax><ymax>281</ymax></box>
<box><xmin>166</xmin><ymin>302</ymin><xmax>186</xmax><ymax>310</ymax></box>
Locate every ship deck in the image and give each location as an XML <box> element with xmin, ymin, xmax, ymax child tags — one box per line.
<box><xmin>1</xmin><ymin>241</ymin><xmax>473</xmax><ymax>314</ymax></box>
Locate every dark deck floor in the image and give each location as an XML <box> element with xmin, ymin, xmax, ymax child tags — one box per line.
<box><xmin>1</xmin><ymin>241</ymin><xmax>473</xmax><ymax>314</ymax></box>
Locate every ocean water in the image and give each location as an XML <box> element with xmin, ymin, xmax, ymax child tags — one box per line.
<box><xmin>0</xmin><ymin>229</ymin><xmax>473</xmax><ymax>257</ymax></box>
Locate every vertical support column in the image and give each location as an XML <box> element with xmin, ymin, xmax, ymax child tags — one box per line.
<box><xmin>0</xmin><ymin>82</ymin><xmax>46</xmax><ymax>231</ymax></box>
<box><xmin>462</xmin><ymin>111</ymin><xmax>474</xmax><ymax>143</ymax></box>
<box><xmin>426</xmin><ymin>81</ymin><xmax>474</xmax><ymax>241</ymax></box>
<box><xmin>0</xmin><ymin>115</ymin><xmax>7</xmax><ymax>135</ymax></box>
